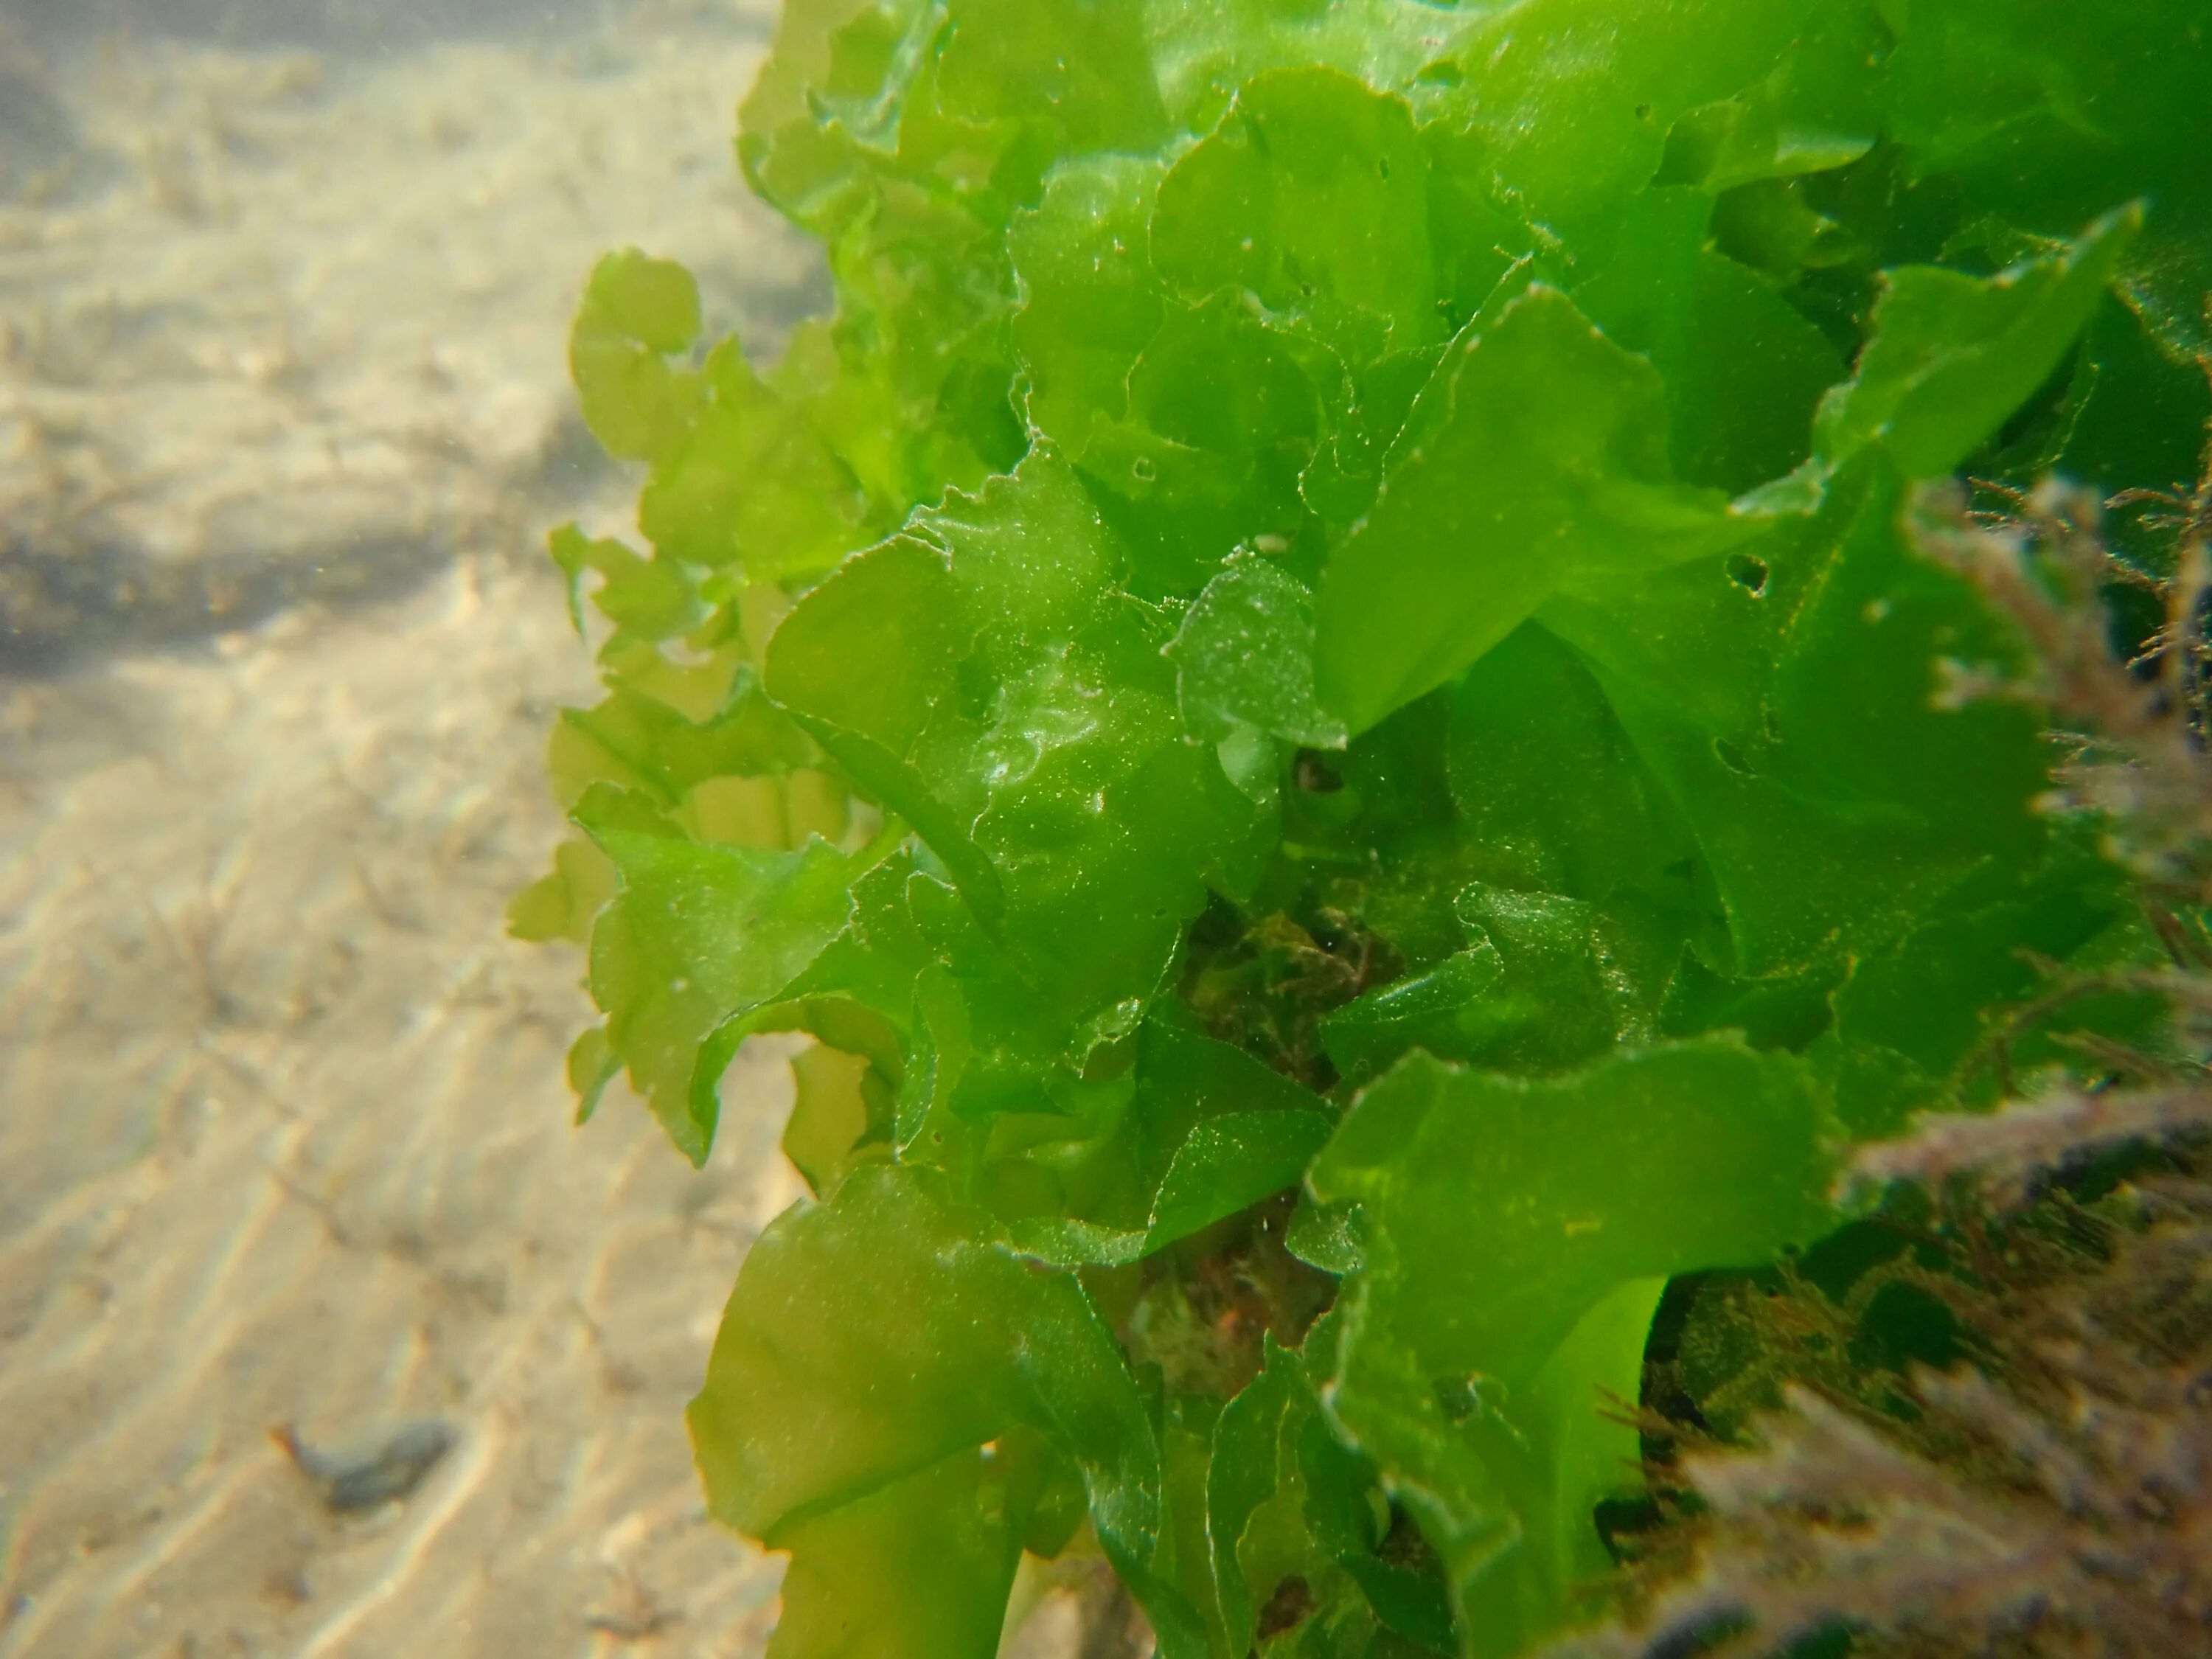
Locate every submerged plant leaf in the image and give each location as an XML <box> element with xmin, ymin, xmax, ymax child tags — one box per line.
<box><xmin>1152</xmin><ymin>66</ymin><xmax>1441</xmax><ymax>364</ymax></box>
<box><xmin>569</xmin><ymin>249</ymin><xmax>702</xmax><ymax>465</ymax></box>
<box><xmin>575</xmin><ymin>785</ymin><xmax>860</xmax><ymax>1163</ymax></box>
<box><xmin>689</xmin><ymin>1164</ymin><xmax>1183</xmax><ymax>1650</ymax></box>
<box><xmin>1815</xmin><ymin>205</ymin><xmax>2143</xmax><ymax>477</ymax></box>
<box><xmin>767</xmin><ymin>451</ymin><xmax>1267</xmax><ymax>1019</ymax></box>
<box><xmin>526</xmin><ymin>1</ymin><xmax>2205</xmax><ymax>1652</ymax></box>
<box><xmin>1310</xmin><ymin>1040</ymin><xmax>1835</xmax><ymax>1652</ymax></box>
<box><xmin>1169</xmin><ymin>555</ymin><xmax>1344</xmax><ymax>750</ymax></box>
<box><xmin>1540</xmin><ymin>464</ymin><xmax>2052</xmax><ymax>978</ymax></box>
<box><xmin>1313</xmin><ymin>284</ymin><xmax>1764</xmax><ymax>737</ymax></box>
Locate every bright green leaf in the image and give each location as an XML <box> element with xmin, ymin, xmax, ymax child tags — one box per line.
<box><xmin>575</xmin><ymin>785</ymin><xmax>860</xmax><ymax>1163</ymax></box>
<box><xmin>1313</xmin><ymin>285</ymin><xmax>1763</xmax><ymax>737</ymax></box>
<box><xmin>570</xmin><ymin>249</ymin><xmax>703</xmax><ymax>465</ymax></box>
<box><xmin>1814</xmin><ymin>204</ymin><xmax>2143</xmax><ymax>477</ymax></box>
<box><xmin>1169</xmin><ymin>556</ymin><xmax>1345</xmax><ymax>749</ymax></box>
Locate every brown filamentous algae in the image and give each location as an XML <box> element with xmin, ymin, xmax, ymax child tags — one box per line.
<box><xmin>270</xmin><ymin>1419</ymin><xmax>456</xmax><ymax>1514</ymax></box>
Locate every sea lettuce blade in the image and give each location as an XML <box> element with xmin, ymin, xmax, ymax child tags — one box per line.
<box><xmin>1309</xmin><ymin>1041</ymin><xmax>1834</xmax><ymax>1650</ymax></box>
<box><xmin>1312</xmin><ymin>285</ymin><xmax>1760</xmax><ymax>738</ymax></box>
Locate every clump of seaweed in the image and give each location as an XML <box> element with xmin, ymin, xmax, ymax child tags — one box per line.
<box><xmin>1551</xmin><ymin>443</ymin><xmax>2212</xmax><ymax>1659</ymax></box>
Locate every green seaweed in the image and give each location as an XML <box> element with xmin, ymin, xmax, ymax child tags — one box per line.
<box><xmin>521</xmin><ymin>1</ymin><xmax>2210</xmax><ymax>1653</ymax></box>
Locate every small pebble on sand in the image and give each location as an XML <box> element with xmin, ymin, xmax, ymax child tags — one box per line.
<box><xmin>271</xmin><ymin>1419</ymin><xmax>457</xmax><ymax>1514</ymax></box>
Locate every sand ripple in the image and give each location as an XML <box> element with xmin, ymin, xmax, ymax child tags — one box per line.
<box><xmin>0</xmin><ymin>560</ymin><xmax>800</xmax><ymax>1657</ymax></box>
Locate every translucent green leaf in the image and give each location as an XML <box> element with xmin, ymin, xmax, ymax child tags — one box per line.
<box><xmin>765</xmin><ymin>1447</ymin><xmax>1028</xmax><ymax>1659</ymax></box>
<box><xmin>1208</xmin><ymin>1335</ymin><xmax>1461</xmax><ymax>1658</ymax></box>
<box><xmin>1569</xmin><ymin>189</ymin><xmax>1845</xmax><ymax>494</ymax></box>
<box><xmin>1654</xmin><ymin>1</ymin><xmax>1885</xmax><ymax>193</ymax></box>
<box><xmin>1169</xmin><ymin>556</ymin><xmax>1345</xmax><ymax>749</ymax></box>
<box><xmin>1011</xmin><ymin>1015</ymin><xmax>1335</xmax><ymax>1265</ymax></box>
<box><xmin>1444</xmin><ymin>622</ymin><xmax>1705</xmax><ymax>910</ymax></box>
<box><xmin>565</xmin><ymin>1025</ymin><xmax>620</xmax><ymax>1127</ymax></box>
<box><xmin>549</xmin><ymin>524</ymin><xmax>700</xmax><ymax>643</ymax></box>
<box><xmin>583</xmin><ymin>246</ymin><xmax>701</xmax><ymax>354</ymax></box>
<box><xmin>1018</xmin><ymin>1110</ymin><xmax>1335</xmax><ymax>1268</ymax></box>
<box><xmin>768</xmin><ymin>452</ymin><xmax>1267</xmax><ymax>1018</ymax></box>
<box><xmin>574</xmin><ymin>785</ymin><xmax>861</xmax><ymax>1164</ymax></box>
<box><xmin>2048</xmin><ymin>299</ymin><xmax>2212</xmax><ymax>546</ymax></box>
<box><xmin>570</xmin><ymin>250</ymin><xmax>703</xmax><ymax>465</ymax></box>
<box><xmin>1284</xmin><ymin>1197</ymin><xmax>1364</xmax><ymax>1278</ymax></box>
<box><xmin>737</xmin><ymin>0</ymin><xmax>938</xmax><ymax>231</ymax></box>
<box><xmin>1141</xmin><ymin>1105</ymin><xmax>1334</xmax><ymax>1251</ymax></box>
<box><xmin>690</xmin><ymin>1165</ymin><xmax>1172</xmax><ymax>1644</ymax></box>
<box><xmin>1207</xmin><ymin>1339</ymin><xmax>1307</xmax><ymax>1656</ymax></box>
<box><xmin>1879</xmin><ymin>0</ymin><xmax>2212</xmax><ymax>355</ymax></box>
<box><xmin>1151</xmin><ymin>66</ymin><xmax>1441</xmax><ymax>363</ymax></box>
<box><xmin>782</xmin><ymin>1041</ymin><xmax>894</xmax><ymax>1197</ymax></box>
<box><xmin>1525</xmin><ymin>1277</ymin><xmax>1668</xmax><ymax>1593</ymax></box>
<box><xmin>1313</xmin><ymin>285</ymin><xmax>1763</xmax><ymax>738</ymax></box>
<box><xmin>1318</xmin><ymin>880</ymin><xmax>1670</xmax><ymax>1086</ymax></box>
<box><xmin>1821</xmin><ymin>835</ymin><xmax>2140</xmax><ymax>1137</ymax></box>
<box><xmin>1086</xmin><ymin>294</ymin><xmax>1326</xmax><ymax>591</ymax></box>
<box><xmin>1814</xmin><ymin>204</ymin><xmax>2143</xmax><ymax>477</ymax></box>
<box><xmin>1309</xmin><ymin>1040</ymin><xmax>1835</xmax><ymax>1651</ymax></box>
<box><xmin>936</xmin><ymin>0</ymin><xmax>1170</xmax><ymax>156</ymax></box>
<box><xmin>1319</xmin><ymin>945</ymin><xmax>1505</xmax><ymax>1088</ymax></box>
<box><xmin>639</xmin><ymin>342</ymin><xmax>877</xmax><ymax>580</ymax></box>
<box><xmin>1009</xmin><ymin>154</ymin><xmax>1168</xmax><ymax>457</ymax></box>
<box><xmin>1299</xmin><ymin>344</ymin><xmax>1450</xmax><ymax>526</ymax></box>
<box><xmin>1419</xmin><ymin>0</ymin><xmax>1821</xmax><ymax>225</ymax></box>
<box><xmin>1313</xmin><ymin>1038</ymin><xmax>1833</xmax><ymax>1403</ymax></box>
<box><xmin>1140</xmin><ymin>0</ymin><xmax>1445</xmax><ymax>135</ymax></box>
<box><xmin>549</xmin><ymin>672</ymin><xmax>819</xmax><ymax>816</ymax></box>
<box><xmin>762</xmin><ymin>535</ymin><xmax>995</xmax><ymax>898</ymax></box>
<box><xmin>507</xmin><ymin>835</ymin><xmax>617</xmax><ymax>946</ymax></box>
<box><xmin>1539</xmin><ymin>465</ymin><xmax>2049</xmax><ymax>977</ymax></box>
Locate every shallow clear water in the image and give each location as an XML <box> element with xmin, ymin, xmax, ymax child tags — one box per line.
<box><xmin>0</xmin><ymin>4</ymin><xmax>831</xmax><ymax>1652</ymax></box>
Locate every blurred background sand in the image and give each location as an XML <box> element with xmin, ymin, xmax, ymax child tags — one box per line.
<box><xmin>0</xmin><ymin>3</ymin><xmax>981</xmax><ymax>1654</ymax></box>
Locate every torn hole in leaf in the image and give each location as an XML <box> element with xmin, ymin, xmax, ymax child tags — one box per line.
<box><xmin>1714</xmin><ymin>738</ymin><xmax>1756</xmax><ymax>777</ymax></box>
<box><xmin>1726</xmin><ymin>552</ymin><xmax>1770</xmax><ymax>594</ymax></box>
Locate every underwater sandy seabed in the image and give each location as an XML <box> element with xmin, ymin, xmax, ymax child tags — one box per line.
<box><xmin>0</xmin><ymin>4</ymin><xmax>1106</xmax><ymax>1655</ymax></box>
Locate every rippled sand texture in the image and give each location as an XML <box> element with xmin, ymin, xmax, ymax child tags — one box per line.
<box><xmin>0</xmin><ymin>6</ymin><xmax>832</xmax><ymax>1655</ymax></box>
<box><xmin>0</xmin><ymin>0</ymin><xmax>823</xmax><ymax>671</ymax></box>
<box><xmin>1</xmin><ymin>567</ymin><xmax>807</xmax><ymax>1658</ymax></box>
